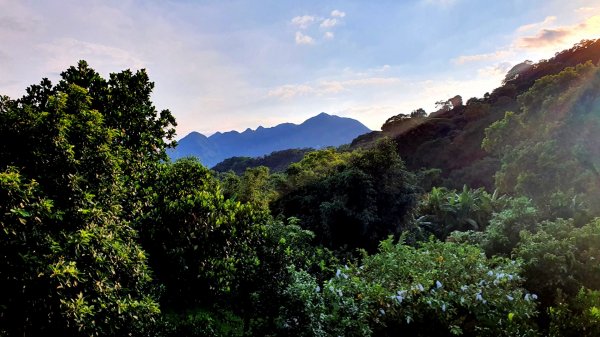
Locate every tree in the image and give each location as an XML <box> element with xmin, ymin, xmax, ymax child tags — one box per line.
<box><xmin>0</xmin><ymin>61</ymin><xmax>176</xmax><ymax>336</ymax></box>
<box><xmin>513</xmin><ymin>218</ymin><xmax>600</xmax><ymax>335</ymax></box>
<box><xmin>483</xmin><ymin>62</ymin><xmax>600</xmax><ymax>217</ymax></box>
<box><xmin>434</xmin><ymin>95</ymin><xmax>463</xmax><ymax>114</ymax></box>
<box><xmin>273</xmin><ymin>139</ymin><xmax>419</xmax><ymax>252</ymax></box>
<box><xmin>416</xmin><ymin>186</ymin><xmax>508</xmax><ymax>241</ymax></box>
<box><xmin>410</xmin><ymin>108</ymin><xmax>427</xmax><ymax>118</ymax></box>
<box><xmin>503</xmin><ymin>61</ymin><xmax>534</xmax><ymax>84</ymax></box>
<box><xmin>137</xmin><ymin>158</ymin><xmax>269</xmax><ymax>308</ymax></box>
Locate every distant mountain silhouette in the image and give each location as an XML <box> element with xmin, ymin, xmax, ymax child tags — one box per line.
<box><xmin>169</xmin><ymin>112</ymin><xmax>371</xmax><ymax>167</ymax></box>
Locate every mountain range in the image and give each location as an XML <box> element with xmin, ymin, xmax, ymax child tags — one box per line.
<box><xmin>169</xmin><ymin>112</ymin><xmax>370</xmax><ymax>167</ymax></box>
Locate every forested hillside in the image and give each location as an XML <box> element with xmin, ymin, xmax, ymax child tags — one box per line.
<box><xmin>353</xmin><ymin>39</ymin><xmax>600</xmax><ymax>190</ymax></box>
<box><xmin>212</xmin><ymin>148</ymin><xmax>312</xmax><ymax>174</ymax></box>
<box><xmin>3</xmin><ymin>39</ymin><xmax>600</xmax><ymax>337</ymax></box>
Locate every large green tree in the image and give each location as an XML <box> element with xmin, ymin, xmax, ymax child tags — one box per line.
<box><xmin>0</xmin><ymin>61</ymin><xmax>175</xmax><ymax>336</ymax></box>
<box><xmin>274</xmin><ymin>139</ymin><xmax>419</xmax><ymax>252</ymax></box>
<box><xmin>137</xmin><ymin>158</ymin><xmax>269</xmax><ymax>308</ymax></box>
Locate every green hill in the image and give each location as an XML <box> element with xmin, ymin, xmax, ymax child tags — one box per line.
<box><xmin>352</xmin><ymin>39</ymin><xmax>600</xmax><ymax>190</ymax></box>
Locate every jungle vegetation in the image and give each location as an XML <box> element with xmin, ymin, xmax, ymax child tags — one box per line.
<box><xmin>3</xmin><ymin>40</ymin><xmax>600</xmax><ymax>336</ymax></box>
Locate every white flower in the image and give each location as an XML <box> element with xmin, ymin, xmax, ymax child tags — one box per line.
<box><xmin>506</xmin><ymin>295</ymin><xmax>514</xmax><ymax>301</ymax></box>
<box><xmin>436</xmin><ymin>280</ymin><xmax>443</xmax><ymax>289</ymax></box>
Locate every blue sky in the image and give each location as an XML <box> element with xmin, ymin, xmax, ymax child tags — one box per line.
<box><xmin>1</xmin><ymin>0</ymin><xmax>599</xmax><ymax>137</ymax></box>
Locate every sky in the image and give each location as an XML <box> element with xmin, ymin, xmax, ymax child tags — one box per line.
<box><xmin>1</xmin><ymin>0</ymin><xmax>600</xmax><ymax>138</ymax></box>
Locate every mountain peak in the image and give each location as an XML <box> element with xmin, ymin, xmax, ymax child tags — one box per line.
<box><xmin>302</xmin><ymin>112</ymin><xmax>342</xmax><ymax>125</ymax></box>
<box><xmin>305</xmin><ymin>112</ymin><xmax>334</xmax><ymax>122</ymax></box>
<box><xmin>170</xmin><ymin>113</ymin><xmax>370</xmax><ymax>167</ymax></box>
<box><xmin>185</xmin><ymin>131</ymin><xmax>208</xmax><ymax>139</ymax></box>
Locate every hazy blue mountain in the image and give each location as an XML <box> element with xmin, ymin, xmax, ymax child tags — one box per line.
<box><xmin>169</xmin><ymin>112</ymin><xmax>370</xmax><ymax>167</ymax></box>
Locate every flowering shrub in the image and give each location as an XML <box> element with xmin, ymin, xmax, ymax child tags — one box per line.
<box><xmin>280</xmin><ymin>238</ymin><xmax>539</xmax><ymax>336</ymax></box>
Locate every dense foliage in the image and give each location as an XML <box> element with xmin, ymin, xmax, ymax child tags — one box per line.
<box><xmin>3</xmin><ymin>40</ymin><xmax>600</xmax><ymax>336</ymax></box>
<box><xmin>279</xmin><ymin>239</ymin><xmax>538</xmax><ymax>337</ymax></box>
<box><xmin>0</xmin><ymin>61</ymin><xmax>172</xmax><ymax>336</ymax></box>
<box><xmin>212</xmin><ymin>148</ymin><xmax>312</xmax><ymax>175</ymax></box>
<box><xmin>273</xmin><ymin>139</ymin><xmax>419</xmax><ymax>252</ymax></box>
<box><xmin>483</xmin><ymin>61</ymin><xmax>600</xmax><ymax>217</ymax></box>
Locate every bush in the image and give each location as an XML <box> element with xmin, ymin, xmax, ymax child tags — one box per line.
<box><xmin>279</xmin><ymin>238</ymin><xmax>539</xmax><ymax>337</ymax></box>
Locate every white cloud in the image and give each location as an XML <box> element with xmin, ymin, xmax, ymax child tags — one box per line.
<box><xmin>290</xmin><ymin>9</ymin><xmax>345</xmax><ymax>44</ymax></box>
<box><xmin>331</xmin><ymin>10</ymin><xmax>346</xmax><ymax>18</ymax></box>
<box><xmin>37</xmin><ymin>38</ymin><xmax>146</xmax><ymax>73</ymax></box>
<box><xmin>576</xmin><ymin>7</ymin><xmax>598</xmax><ymax>14</ymax></box>
<box><xmin>268</xmin><ymin>77</ymin><xmax>402</xmax><ymax>99</ymax></box>
<box><xmin>453</xmin><ymin>50</ymin><xmax>512</xmax><ymax>64</ymax></box>
<box><xmin>454</xmin><ymin>14</ymin><xmax>600</xmax><ymax>70</ymax></box>
<box><xmin>477</xmin><ymin>62</ymin><xmax>512</xmax><ymax>78</ymax></box>
<box><xmin>319</xmin><ymin>77</ymin><xmax>402</xmax><ymax>94</ymax></box>
<box><xmin>338</xmin><ymin>77</ymin><xmax>402</xmax><ymax>87</ymax></box>
<box><xmin>268</xmin><ymin>84</ymin><xmax>315</xmax><ymax>99</ymax></box>
<box><xmin>295</xmin><ymin>31</ymin><xmax>315</xmax><ymax>45</ymax></box>
<box><xmin>320</xmin><ymin>18</ymin><xmax>338</xmax><ymax>28</ymax></box>
<box><xmin>517</xmin><ymin>16</ymin><xmax>557</xmax><ymax>33</ymax></box>
<box><xmin>351</xmin><ymin>64</ymin><xmax>391</xmax><ymax>75</ymax></box>
<box><xmin>291</xmin><ymin>15</ymin><xmax>316</xmax><ymax>29</ymax></box>
<box><xmin>319</xmin><ymin>81</ymin><xmax>346</xmax><ymax>94</ymax></box>
<box><xmin>517</xmin><ymin>15</ymin><xmax>600</xmax><ymax>49</ymax></box>
<box><xmin>338</xmin><ymin>104</ymin><xmax>404</xmax><ymax>122</ymax></box>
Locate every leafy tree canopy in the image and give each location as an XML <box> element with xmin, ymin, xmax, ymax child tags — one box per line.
<box><xmin>483</xmin><ymin>61</ymin><xmax>600</xmax><ymax>216</ymax></box>
<box><xmin>0</xmin><ymin>61</ymin><xmax>175</xmax><ymax>336</ymax></box>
